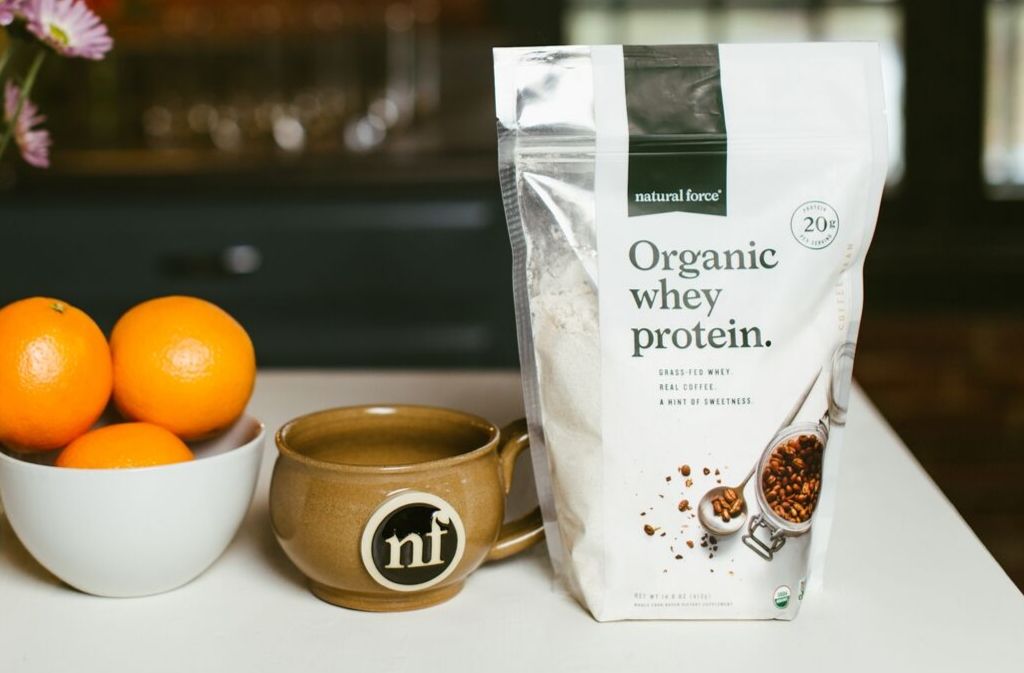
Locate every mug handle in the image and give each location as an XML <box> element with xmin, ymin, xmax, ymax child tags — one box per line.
<box><xmin>486</xmin><ymin>418</ymin><xmax>545</xmax><ymax>562</ymax></box>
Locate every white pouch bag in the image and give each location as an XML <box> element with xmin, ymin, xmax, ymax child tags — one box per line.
<box><xmin>494</xmin><ymin>43</ymin><xmax>887</xmax><ymax>620</ymax></box>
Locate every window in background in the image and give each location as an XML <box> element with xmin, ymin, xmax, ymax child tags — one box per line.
<box><xmin>565</xmin><ymin>0</ymin><xmax>905</xmax><ymax>186</ymax></box>
<box><xmin>986</xmin><ymin>0</ymin><xmax>1024</xmax><ymax>191</ymax></box>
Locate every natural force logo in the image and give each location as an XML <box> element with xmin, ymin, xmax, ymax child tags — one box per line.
<box><xmin>633</xmin><ymin>188</ymin><xmax>723</xmax><ymax>206</ymax></box>
<box><xmin>360</xmin><ymin>491</ymin><xmax>466</xmax><ymax>592</ymax></box>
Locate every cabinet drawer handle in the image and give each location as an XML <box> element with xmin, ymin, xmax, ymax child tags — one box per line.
<box><xmin>221</xmin><ymin>244</ymin><xmax>263</xmax><ymax>275</ymax></box>
<box><xmin>160</xmin><ymin>244</ymin><xmax>263</xmax><ymax>278</ymax></box>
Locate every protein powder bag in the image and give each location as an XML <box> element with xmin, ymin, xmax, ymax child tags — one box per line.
<box><xmin>494</xmin><ymin>44</ymin><xmax>887</xmax><ymax>620</ymax></box>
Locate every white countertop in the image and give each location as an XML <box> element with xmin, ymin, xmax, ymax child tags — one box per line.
<box><xmin>2</xmin><ymin>370</ymin><xmax>1022</xmax><ymax>671</ymax></box>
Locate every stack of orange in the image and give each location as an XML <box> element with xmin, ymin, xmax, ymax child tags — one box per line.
<box><xmin>0</xmin><ymin>296</ymin><xmax>256</xmax><ymax>469</ymax></box>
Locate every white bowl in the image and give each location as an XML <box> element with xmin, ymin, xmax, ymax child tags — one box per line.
<box><xmin>0</xmin><ymin>415</ymin><xmax>264</xmax><ymax>597</ymax></box>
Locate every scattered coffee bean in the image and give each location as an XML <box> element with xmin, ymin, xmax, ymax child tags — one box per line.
<box><xmin>703</xmin><ymin>467</ymin><xmax>711</xmax><ymax>475</ymax></box>
<box><xmin>678</xmin><ymin>499</ymin><xmax>690</xmax><ymax>512</ymax></box>
<box><xmin>644</xmin><ymin>524</ymin><xmax>656</xmax><ymax>536</ymax></box>
<box><xmin>675</xmin><ymin>554</ymin><xmax>683</xmax><ymax>560</ymax></box>
<box><xmin>665</xmin><ymin>476</ymin><xmax>672</xmax><ymax>482</ymax></box>
<box><xmin>680</xmin><ymin>464</ymin><xmax>691</xmax><ymax>476</ymax></box>
<box><xmin>686</xmin><ymin>540</ymin><xmax>694</xmax><ymax>549</ymax></box>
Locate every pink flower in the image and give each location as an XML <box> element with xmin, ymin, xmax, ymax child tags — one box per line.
<box><xmin>4</xmin><ymin>81</ymin><xmax>51</xmax><ymax>168</ymax></box>
<box><xmin>0</xmin><ymin>0</ymin><xmax>26</xmax><ymax>25</ymax></box>
<box><xmin>27</xmin><ymin>0</ymin><xmax>112</xmax><ymax>60</ymax></box>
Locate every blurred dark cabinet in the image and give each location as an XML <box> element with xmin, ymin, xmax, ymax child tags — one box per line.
<box><xmin>0</xmin><ymin>0</ymin><xmax>551</xmax><ymax>367</ymax></box>
<box><xmin>0</xmin><ymin>187</ymin><xmax>518</xmax><ymax>367</ymax></box>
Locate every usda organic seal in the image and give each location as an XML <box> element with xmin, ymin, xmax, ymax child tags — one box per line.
<box><xmin>773</xmin><ymin>585</ymin><xmax>792</xmax><ymax>609</ymax></box>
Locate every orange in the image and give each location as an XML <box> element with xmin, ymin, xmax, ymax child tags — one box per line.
<box><xmin>110</xmin><ymin>296</ymin><xmax>255</xmax><ymax>440</ymax></box>
<box><xmin>0</xmin><ymin>297</ymin><xmax>112</xmax><ymax>451</ymax></box>
<box><xmin>56</xmin><ymin>422</ymin><xmax>194</xmax><ymax>469</ymax></box>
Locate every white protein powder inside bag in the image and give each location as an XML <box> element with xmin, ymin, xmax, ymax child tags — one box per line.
<box><xmin>531</xmin><ymin>261</ymin><xmax>603</xmax><ymax>606</ymax></box>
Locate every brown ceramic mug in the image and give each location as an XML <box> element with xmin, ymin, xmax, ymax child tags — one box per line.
<box><xmin>270</xmin><ymin>405</ymin><xmax>544</xmax><ymax>611</ymax></box>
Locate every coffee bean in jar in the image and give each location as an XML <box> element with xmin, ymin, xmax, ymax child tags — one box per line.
<box><xmin>761</xmin><ymin>434</ymin><xmax>824</xmax><ymax>524</ymax></box>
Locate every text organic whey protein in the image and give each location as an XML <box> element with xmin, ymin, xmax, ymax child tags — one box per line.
<box><xmin>494</xmin><ymin>44</ymin><xmax>887</xmax><ymax>620</ymax></box>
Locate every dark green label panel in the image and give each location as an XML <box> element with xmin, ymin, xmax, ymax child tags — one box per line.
<box><xmin>624</xmin><ymin>45</ymin><xmax>728</xmax><ymax>218</ymax></box>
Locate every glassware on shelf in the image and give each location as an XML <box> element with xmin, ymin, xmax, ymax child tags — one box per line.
<box><xmin>74</xmin><ymin>0</ymin><xmax>451</xmax><ymax>164</ymax></box>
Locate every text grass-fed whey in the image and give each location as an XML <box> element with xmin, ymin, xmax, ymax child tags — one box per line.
<box><xmin>494</xmin><ymin>44</ymin><xmax>887</xmax><ymax>620</ymax></box>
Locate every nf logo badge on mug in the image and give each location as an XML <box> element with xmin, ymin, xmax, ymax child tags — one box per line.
<box><xmin>361</xmin><ymin>491</ymin><xmax>466</xmax><ymax>592</ymax></box>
